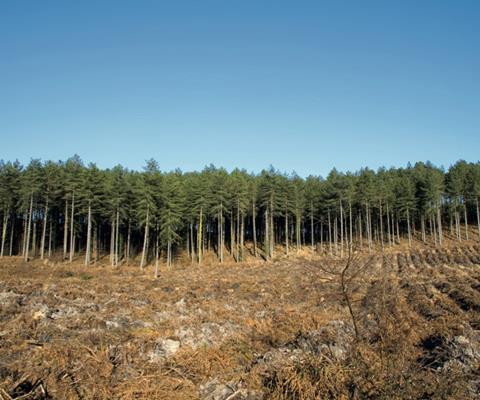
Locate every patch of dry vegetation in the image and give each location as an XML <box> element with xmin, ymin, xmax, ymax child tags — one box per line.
<box><xmin>1</xmin><ymin>244</ymin><xmax>480</xmax><ymax>399</ymax></box>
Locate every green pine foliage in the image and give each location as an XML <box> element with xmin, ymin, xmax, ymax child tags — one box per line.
<box><xmin>0</xmin><ymin>157</ymin><xmax>479</xmax><ymax>266</ymax></box>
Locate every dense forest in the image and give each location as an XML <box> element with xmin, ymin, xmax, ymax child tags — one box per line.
<box><xmin>0</xmin><ymin>157</ymin><xmax>479</xmax><ymax>269</ymax></box>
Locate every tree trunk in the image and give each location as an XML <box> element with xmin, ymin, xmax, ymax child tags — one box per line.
<box><xmin>349</xmin><ymin>202</ymin><xmax>353</xmax><ymax>253</ymax></box>
<box><xmin>310</xmin><ymin>208</ymin><xmax>315</xmax><ymax>252</ymax></box>
<box><xmin>334</xmin><ymin>216</ymin><xmax>338</xmax><ymax>255</ymax></box>
<box><xmin>477</xmin><ymin>197</ymin><xmax>480</xmax><ymax>242</ymax></box>
<box><xmin>230</xmin><ymin>212</ymin><xmax>234</xmax><ymax>257</ymax></box>
<box><xmin>69</xmin><ymin>193</ymin><xmax>75</xmax><ymax>263</ymax></box>
<box><xmin>406</xmin><ymin>208</ymin><xmax>411</xmax><ymax>248</ymax></box>
<box><xmin>0</xmin><ymin>211</ymin><xmax>8</xmax><ymax>258</ymax></box>
<box><xmin>240</xmin><ymin>212</ymin><xmax>244</xmax><ymax>261</ymax></box>
<box><xmin>167</xmin><ymin>239</ymin><xmax>172</xmax><ymax>267</ymax></box>
<box><xmin>126</xmin><ymin>221</ymin><xmax>131</xmax><ymax>264</ymax></box>
<box><xmin>252</xmin><ymin>202</ymin><xmax>257</xmax><ymax>257</ymax></box>
<box><xmin>25</xmin><ymin>194</ymin><xmax>33</xmax><ymax>261</ymax></box>
<box><xmin>154</xmin><ymin>225</ymin><xmax>159</xmax><ymax>278</ymax></box>
<box><xmin>115</xmin><ymin>208</ymin><xmax>120</xmax><ymax>266</ymax></box>
<box><xmin>40</xmin><ymin>198</ymin><xmax>49</xmax><ymax>260</ymax></box>
<box><xmin>32</xmin><ymin>218</ymin><xmax>37</xmax><ymax>257</ymax></box>
<box><xmin>236</xmin><ymin>202</ymin><xmax>240</xmax><ymax>262</ymax></box>
<box><xmin>140</xmin><ymin>206</ymin><xmax>149</xmax><ymax>269</ymax></box>
<box><xmin>85</xmin><ymin>202</ymin><xmax>92</xmax><ymax>266</ymax></box>
<box><xmin>320</xmin><ymin>221</ymin><xmax>323</xmax><ymax>252</ymax></box>
<box><xmin>437</xmin><ymin>201</ymin><xmax>443</xmax><ymax>246</ymax></box>
<box><xmin>285</xmin><ymin>212</ymin><xmax>289</xmax><ymax>255</ymax></box>
<box><xmin>93</xmin><ymin>225</ymin><xmax>98</xmax><ymax>263</ymax></box>
<box><xmin>421</xmin><ymin>214</ymin><xmax>426</xmax><ymax>243</ymax></box>
<box><xmin>464</xmin><ymin>201</ymin><xmax>469</xmax><ymax>241</ymax></box>
<box><xmin>359</xmin><ymin>212</ymin><xmax>363</xmax><ymax>247</ymax></box>
<box><xmin>190</xmin><ymin>223</ymin><xmax>195</xmax><ymax>263</ymax></box>
<box><xmin>63</xmin><ymin>199</ymin><xmax>68</xmax><ymax>259</ymax></box>
<box><xmin>379</xmin><ymin>201</ymin><xmax>384</xmax><ymax>250</ymax></box>
<box><xmin>197</xmin><ymin>207</ymin><xmax>203</xmax><ymax>264</ymax></box>
<box><xmin>264</xmin><ymin>208</ymin><xmax>269</xmax><ymax>260</ymax></box>
<box><xmin>340</xmin><ymin>200</ymin><xmax>344</xmax><ymax>257</ymax></box>
<box><xmin>110</xmin><ymin>217</ymin><xmax>115</xmax><ymax>266</ymax></box>
<box><xmin>296</xmin><ymin>212</ymin><xmax>301</xmax><ymax>252</ymax></box>
<box><xmin>328</xmin><ymin>210</ymin><xmax>332</xmax><ymax>255</ymax></box>
<box><xmin>9</xmin><ymin>219</ymin><xmax>14</xmax><ymax>256</ymax></box>
<box><xmin>269</xmin><ymin>201</ymin><xmax>274</xmax><ymax>259</ymax></box>
<box><xmin>386</xmin><ymin>202</ymin><xmax>391</xmax><ymax>246</ymax></box>
<box><xmin>48</xmin><ymin>219</ymin><xmax>52</xmax><ymax>258</ymax></box>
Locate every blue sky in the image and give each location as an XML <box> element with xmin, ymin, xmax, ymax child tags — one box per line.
<box><xmin>1</xmin><ymin>1</ymin><xmax>479</xmax><ymax>176</ymax></box>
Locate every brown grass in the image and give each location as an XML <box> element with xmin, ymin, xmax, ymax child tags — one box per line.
<box><xmin>0</xmin><ymin>243</ymin><xmax>479</xmax><ymax>399</ymax></box>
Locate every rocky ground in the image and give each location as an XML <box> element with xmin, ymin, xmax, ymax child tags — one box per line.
<box><xmin>1</xmin><ymin>244</ymin><xmax>480</xmax><ymax>399</ymax></box>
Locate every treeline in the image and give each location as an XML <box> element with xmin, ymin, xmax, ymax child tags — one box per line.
<box><xmin>0</xmin><ymin>157</ymin><xmax>479</xmax><ymax>269</ymax></box>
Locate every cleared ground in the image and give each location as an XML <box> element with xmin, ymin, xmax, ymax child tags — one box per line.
<box><xmin>1</xmin><ymin>244</ymin><xmax>480</xmax><ymax>399</ymax></box>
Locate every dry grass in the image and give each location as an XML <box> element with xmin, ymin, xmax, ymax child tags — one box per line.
<box><xmin>0</xmin><ymin>243</ymin><xmax>479</xmax><ymax>399</ymax></box>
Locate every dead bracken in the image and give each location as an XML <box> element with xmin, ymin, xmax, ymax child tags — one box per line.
<box><xmin>0</xmin><ymin>243</ymin><xmax>480</xmax><ymax>399</ymax></box>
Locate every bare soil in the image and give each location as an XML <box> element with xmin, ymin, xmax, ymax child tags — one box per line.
<box><xmin>1</xmin><ymin>244</ymin><xmax>480</xmax><ymax>399</ymax></box>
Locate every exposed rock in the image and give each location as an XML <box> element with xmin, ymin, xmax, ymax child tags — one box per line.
<box><xmin>148</xmin><ymin>338</ymin><xmax>181</xmax><ymax>362</ymax></box>
<box><xmin>199</xmin><ymin>379</ymin><xmax>262</xmax><ymax>400</ymax></box>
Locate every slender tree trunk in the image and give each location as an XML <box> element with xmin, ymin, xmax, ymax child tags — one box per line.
<box><xmin>48</xmin><ymin>220</ymin><xmax>52</xmax><ymax>258</ymax></box>
<box><xmin>464</xmin><ymin>202</ymin><xmax>469</xmax><ymax>241</ymax></box>
<box><xmin>0</xmin><ymin>211</ymin><xmax>8</xmax><ymax>258</ymax></box>
<box><xmin>252</xmin><ymin>202</ymin><xmax>256</xmax><ymax>258</ymax></box>
<box><xmin>63</xmin><ymin>199</ymin><xmax>68</xmax><ymax>259</ymax></box>
<box><xmin>85</xmin><ymin>202</ymin><xmax>92</xmax><ymax>266</ymax></box>
<box><xmin>264</xmin><ymin>208</ymin><xmax>269</xmax><ymax>260</ymax></box>
<box><xmin>396</xmin><ymin>218</ymin><xmax>400</xmax><ymax>244</ymax></box>
<box><xmin>115</xmin><ymin>208</ymin><xmax>120</xmax><ymax>266</ymax></box>
<box><xmin>252</xmin><ymin>202</ymin><xmax>257</xmax><ymax>257</ymax></box>
<box><xmin>32</xmin><ymin>218</ymin><xmax>37</xmax><ymax>257</ymax></box>
<box><xmin>328</xmin><ymin>210</ymin><xmax>332</xmax><ymax>255</ymax></box>
<box><xmin>40</xmin><ymin>198</ymin><xmax>49</xmax><ymax>260</ymax></box>
<box><xmin>320</xmin><ymin>221</ymin><xmax>323</xmax><ymax>252</ymax></box>
<box><xmin>9</xmin><ymin>219</ymin><xmax>14</xmax><ymax>256</ymax></box>
<box><xmin>477</xmin><ymin>197</ymin><xmax>480</xmax><ymax>242</ymax></box>
<box><xmin>197</xmin><ymin>207</ymin><xmax>203</xmax><ymax>264</ymax></box>
<box><xmin>386</xmin><ymin>203</ymin><xmax>391</xmax><ymax>246</ymax></box>
<box><xmin>126</xmin><ymin>221</ymin><xmax>131</xmax><ymax>264</ymax></box>
<box><xmin>269</xmin><ymin>201</ymin><xmax>274</xmax><ymax>259</ymax></box>
<box><xmin>190</xmin><ymin>223</ymin><xmax>195</xmax><ymax>262</ymax></box>
<box><xmin>379</xmin><ymin>201</ymin><xmax>384</xmax><ymax>250</ymax></box>
<box><xmin>25</xmin><ymin>194</ymin><xmax>33</xmax><ymax>261</ymax></box>
<box><xmin>154</xmin><ymin>225</ymin><xmax>159</xmax><ymax>278</ymax></box>
<box><xmin>230</xmin><ymin>212</ymin><xmax>234</xmax><ymax>257</ymax></box>
<box><xmin>236</xmin><ymin>202</ymin><xmax>240</xmax><ymax>262</ymax></box>
<box><xmin>240</xmin><ymin>212</ymin><xmax>244</xmax><ymax>261</ymax></box>
<box><xmin>437</xmin><ymin>200</ymin><xmax>443</xmax><ymax>246</ymax></box>
<box><xmin>334</xmin><ymin>216</ymin><xmax>338</xmax><ymax>255</ymax></box>
<box><xmin>110</xmin><ymin>217</ymin><xmax>115</xmax><ymax>266</ymax></box>
<box><xmin>93</xmin><ymin>225</ymin><xmax>98</xmax><ymax>263</ymax></box>
<box><xmin>285</xmin><ymin>212</ymin><xmax>289</xmax><ymax>255</ymax></box>
<box><xmin>406</xmin><ymin>209</ymin><xmax>412</xmax><ymax>248</ymax></box>
<box><xmin>69</xmin><ymin>193</ymin><xmax>75</xmax><ymax>263</ymax></box>
<box><xmin>349</xmin><ymin>202</ymin><xmax>353</xmax><ymax>252</ymax></box>
<box><xmin>167</xmin><ymin>239</ymin><xmax>172</xmax><ymax>267</ymax></box>
<box><xmin>22</xmin><ymin>214</ymin><xmax>27</xmax><ymax>258</ymax></box>
<box><xmin>140</xmin><ymin>206</ymin><xmax>150</xmax><ymax>269</ymax></box>
<box><xmin>296</xmin><ymin>213</ymin><xmax>301</xmax><ymax>252</ymax></box>
<box><xmin>359</xmin><ymin>212</ymin><xmax>363</xmax><ymax>247</ymax></box>
<box><xmin>366</xmin><ymin>202</ymin><xmax>372</xmax><ymax>251</ymax></box>
<box><xmin>455</xmin><ymin>206</ymin><xmax>461</xmax><ymax>241</ymax></box>
<box><xmin>340</xmin><ymin>200</ymin><xmax>344</xmax><ymax>257</ymax></box>
<box><xmin>310</xmin><ymin>209</ymin><xmax>315</xmax><ymax>252</ymax></box>
<box><xmin>421</xmin><ymin>214</ymin><xmax>426</xmax><ymax>243</ymax></box>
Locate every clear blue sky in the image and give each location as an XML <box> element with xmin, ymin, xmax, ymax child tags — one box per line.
<box><xmin>1</xmin><ymin>1</ymin><xmax>479</xmax><ymax>176</ymax></box>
